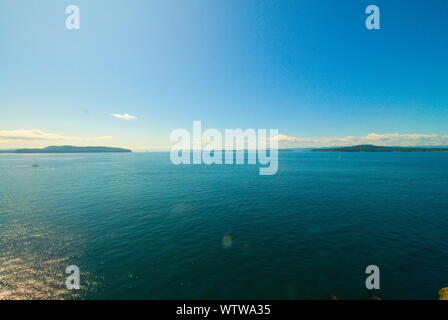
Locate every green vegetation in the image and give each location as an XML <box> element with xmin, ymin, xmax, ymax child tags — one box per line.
<box><xmin>440</xmin><ymin>288</ymin><xmax>448</xmax><ymax>300</ymax></box>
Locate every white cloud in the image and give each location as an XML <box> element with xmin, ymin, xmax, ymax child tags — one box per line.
<box><xmin>0</xmin><ymin>129</ymin><xmax>112</xmax><ymax>142</ymax></box>
<box><xmin>271</xmin><ymin>133</ymin><xmax>448</xmax><ymax>148</ymax></box>
<box><xmin>112</xmin><ymin>113</ymin><xmax>138</xmax><ymax>120</ymax></box>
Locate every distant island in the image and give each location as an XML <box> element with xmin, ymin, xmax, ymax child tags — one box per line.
<box><xmin>0</xmin><ymin>146</ymin><xmax>132</xmax><ymax>153</ymax></box>
<box><xmin>311</xmin><ymin>144</ymin><xmax>448</xmax><ymax>152</ymax></box>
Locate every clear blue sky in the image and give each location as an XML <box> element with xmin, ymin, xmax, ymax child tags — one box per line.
<box><xmin>1</xmin><ymin>0</ymin><xmax>447</xmax><ymax>150</ymax></box>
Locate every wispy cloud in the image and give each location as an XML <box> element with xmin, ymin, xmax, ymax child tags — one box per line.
<box><xmin>0</xmin><ymin>129</ymin><xmax>112</xmax><ymax>142</ymax></box>
<box><xmin>112</xmin><ymin>113</ymin><xmax>138</xmax><ymax>120</ymax></box>
<box><xmin>272</xmin><ymin>133</ymin><xmax>448</xmax><ymax>148</ymax></box>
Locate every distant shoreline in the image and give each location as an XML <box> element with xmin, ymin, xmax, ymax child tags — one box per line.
<box><xmin>2</xmin><ymin>144</ymin><xmax>448</xmax><ymax>154</ymax></box>
<box><xmin>310</xmin><ymin>144</ymin><xmax>448</xmax><ymax>152</ymax></box>
<box><xmin>0</xmin><ymin>146</ymin><xmax>132</xmax><ymax>154</ymax></box>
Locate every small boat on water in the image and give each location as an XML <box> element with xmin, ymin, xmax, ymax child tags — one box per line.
<box><xmin>32</xmin><ymin>160</ymin><xmax>39</xmax><ymax>168</ymax></box>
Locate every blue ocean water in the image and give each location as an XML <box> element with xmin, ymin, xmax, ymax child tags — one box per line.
<box><xmin>0</xmin><ymin>152</ymin><xmax>447</xmax><ymax>300</ymax></box>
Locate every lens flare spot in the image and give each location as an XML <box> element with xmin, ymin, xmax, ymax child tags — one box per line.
<box><xmin>222</xmin><ymin>235</ymin><xmax>233</xmax><ymax>249</ymax></box>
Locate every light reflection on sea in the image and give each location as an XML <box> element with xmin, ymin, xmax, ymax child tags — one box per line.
<box><xmin>0</xmin><ymin>222</ymin><xmax>90</xmax><ymax>300</ymax></box>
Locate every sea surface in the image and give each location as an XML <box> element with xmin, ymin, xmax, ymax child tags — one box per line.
<box><xmin>0</xmin><ymin>152</ymin><xmax>447</xmax><ymax>300</ymax></box>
